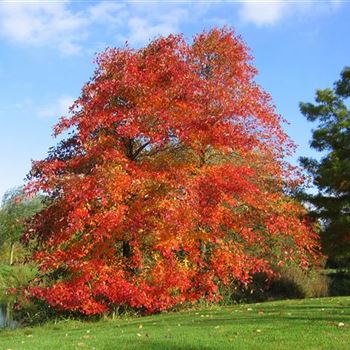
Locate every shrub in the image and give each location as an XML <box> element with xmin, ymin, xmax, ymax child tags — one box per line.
<box><xmin>328</xmin><ymin>270</ymin><xmax>350</xmax><ymax>296</ymax></box>
<box><xmin>271</xmin><ymin>266</ymin><xmax>328</xmax><ymax>299</ymax></box>
<box><xmin>227</xmin><ymin>266</ymin><xmax>329</xmax><ymax>303</ymax></box>
<box><xmin>0</xmin><ymin>264</ymin><xmax>37</xmax><ymax>302</ymax></box>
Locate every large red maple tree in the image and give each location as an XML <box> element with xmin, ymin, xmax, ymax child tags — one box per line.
<box><xmin>25</xmin><ymin>28</ymin><xmax>320</xmax><ymax>315</ymax></box>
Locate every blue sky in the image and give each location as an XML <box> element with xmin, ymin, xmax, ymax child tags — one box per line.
<box><xmin>0</xmin><ymin>0</ymin><xmax>349</xmax><ymax>198</ymax></box>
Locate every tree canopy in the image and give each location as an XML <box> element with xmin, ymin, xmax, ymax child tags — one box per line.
<box><xmin>300</xmin><ymin>67</ymin><xmax>350</xmax><ymax>262</ymax></box>
<box><xmin>24</xmin><ymin>28</ymin><xmax>320</xmax><ymax>315</ymax></box>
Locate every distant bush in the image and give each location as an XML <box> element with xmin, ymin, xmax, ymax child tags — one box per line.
<box><xmin>271</xmin><ymin>266</ymin><xmax>329</xmax><ymax>299</ymax></box>
<box><xmin>0</xmin><ymin>264</ymin><xmax>37</xmax><ymax>302</ymax></box>
<box><xmin>327</xmin><ymin>270</ymin><xmax>350</xmax><ymax>296</ymax></box>
<box><xmin>326</xmin><ymin>257</ymin><xmax>350</xmax><ymax>270</ymax></box>
<box><xmin>0</xmin><ymin>264</ymin><xmax>38</xmax><ymax>327</ymax></box>
<box><xmin>225</xmin><ymin>266</ymin><xmax>329</xmax><ymax>304</ymax></box>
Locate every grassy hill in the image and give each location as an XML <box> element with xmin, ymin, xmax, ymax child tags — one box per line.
<box><xmin>1</xmin><ymin>297</ymin><xmax>349</xmax><ymax>350</ymax></box>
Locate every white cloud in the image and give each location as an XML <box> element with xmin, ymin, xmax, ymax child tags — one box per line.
<box><xmin>127</xmin><ymin>7</ymin><xmax>188</xmax><ymax>45</ymax></box>
<box><xmin>239</xmin><ymin>1</ymin><xmax>288</xmax><ymax>26</ymax></box>
<box><xmin>238</xmin><ymin>0</ymin><xmax>342</xmax><ymax>27</ymax></box>
<box><xmin>88</xmin><ymin>1</ymin><xmax>126</xmax><ymax>26</ymax></box>
<box><xmin>0</xmin><ymin>1</ymin><xmax>88</xmax><ymax>55</ymax></box>
<box><xmin>37</xmin><ymin>95</ymin><xmax>74</xmax><ymax>120</ymax></box>
<box><xmin>14</xmin><ymin>97</ymin><xmax>33</xmax><ymax>110</ymax></box>
<box><xmin>0</xmin><ymin>1</ymin><xmax>343</xmax><ymax>53</ymax></box>
<box><xmin>102</xmin><ymin>2</ymin><xmax>191</xmax><ymax>45</ymax></box>
<box><xmin>0</xmin><ymin>1</ymin><xmax>193</xmax><ymax>53</ymax></box>
<box><xmin>127</xmin><ymin>17</ymin><xmax>174</xmax><ymax>44</ymax></box>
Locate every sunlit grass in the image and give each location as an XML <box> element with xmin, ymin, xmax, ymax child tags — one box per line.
<box><xmin>1</xmin><ymin>296</ymin><xmax>349</xmax><ymax>349</ymax></box>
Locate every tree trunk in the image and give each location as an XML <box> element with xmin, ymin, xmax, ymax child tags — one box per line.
<box><xmin>6</xmin><ymin>302</ymin><xmax>11</xmax><ymax>327</ymax></box>
<box><xmin>200</xmin><ymin>240</ymin><xmax>207</xmax><ymax>260</ymax></box>
<box><xmin>9</xmin><ymin>242</ymin><xmax>14</xmax><ymax>265</ymax></box>
<box><xmin>122</xmin><ymin>241</ymin><xmax>132</xmax><ymax>259</ymax></box>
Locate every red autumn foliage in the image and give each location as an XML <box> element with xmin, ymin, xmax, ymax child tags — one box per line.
<box><xmin>25</xmin><ymin>28</ymin><xmax>320</xmax><ymax>315</ymax></box>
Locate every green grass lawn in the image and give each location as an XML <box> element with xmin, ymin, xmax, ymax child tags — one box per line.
<box><xmin>1</xmin><ymin>297</ymin><xmax>349</xmax><ymax>350</ymax></box>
